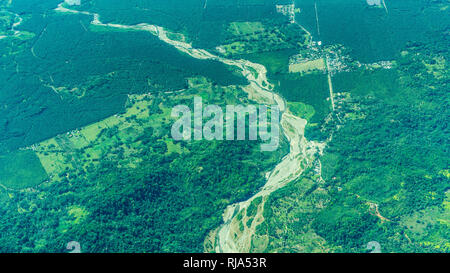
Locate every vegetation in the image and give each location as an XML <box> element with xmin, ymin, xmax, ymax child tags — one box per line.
<box><xmin>316</xmin><ymin>37</ymin><xmax>449</xmax><ymax>251</ymax></box>
<box><xmin>289</xmin><ymin>58</ymin><xmax>325</xmax><ymax>74</ymax></box>
<box><xmin>295</xmin><ymin>0</ymin><xmax>450</xmax><ymax>62</ymax></box>
<box><xmin>287</xmin><ymin>102</ymin><xmax>315</xmax><ymax>122</ymax></box>
<box><xmin>256</xmin><ymin>33</ymin><xmax>449</xmax><ymax>253</ymax></box>
<box><xmin>0</xmin><ymin>76</ymin><xmax>287</xmax><ymax>252</ymax></box>
<box><xmin>0</xmin><ymin>0</ymin><xmax>247</xmax><ymax>153</ymax></box>
<box><xmin>0</xmin><ymin>150</ymin><xmax>48</xmax><ymax>189</ymax></box>
<box><xmin>0</xmin><ymin>0</ymin><xmax>448</xmax><ymax>254</ymax></box>
<box><xmin>273</xmin><ymin>73</ymin><xmax>331</xmax><ymax>124</ymax></box>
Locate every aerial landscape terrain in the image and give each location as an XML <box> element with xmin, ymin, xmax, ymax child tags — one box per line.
<box><xmin>0</xmin><ymin>0</ymin><xmax>448</xmax><ymax>253</ymax></box>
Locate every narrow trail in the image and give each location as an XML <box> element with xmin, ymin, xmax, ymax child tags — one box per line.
<box><xmin>368</xmin><ymin>202</ymin><xmax>391</xmax><ymax>223</ymax></box>
<box><xmin>382</xmin><ymin>0</ymin><xmax>388</xmax><ymax>14</ymax></box>
<box><xmin>325</xmin><ymin>56</ymin><xmax>336</xmax><ymax>111</ymax></box>
<box><xmin>314</xmin><ymin>2</ymin><xmax>320</xmax><ymax>36</ymax></box>
<box><xmin>55</xmin><ymin>2</ymin><xmax>325</xmax><ymax>253</ymax></box>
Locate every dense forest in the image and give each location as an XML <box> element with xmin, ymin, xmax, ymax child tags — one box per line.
<box><xmin>77</xmin><ymin>0</ymin><xmax>289</xmax><ymax>49</ymax></box>
<box><xmin>0</xmin><ymin>0</ymin><xmax>246</xmax><ymax>153</ymax></box>
<box><xmin>295</xmin><ymin>0</ymin><xmax>450</xmax><ymax>62</ymax></box>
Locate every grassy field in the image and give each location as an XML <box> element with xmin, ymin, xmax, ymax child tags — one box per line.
<box><xmin>399</xmin><ymin>189</ymin><xmax>450</xmax><ymax>252</ymax></box>
<box><xmin>0</xmin><ymin>150</ymin><xmax>48</xmax><ymax>189</ymax></box>
<box><xmin>241</xmin><ymin>49</ymin><xmax>297</xmax><ymax>74</ymax></box>
<box><xmin>35</xmin><ymin>93</ymin><xmax>167</xmax><ymax>178</ymax></box>
<box><xmin>219</xmin><ymin>22</ymin><xmax>306</xmax><ymax>57</ymax></box>
<box><xmin>228</xmin><ymin>22</ymin><xmax>265</xmax><ymax>36</ymax></box>
<box><xmin>289</xmin><ymin>58</ymin><xmax>325</xmax><ymax>74</ymax></box>
<box><xmin>288</xmin><ymin>102</ymin><xmax>316</xmax><ymax>122</ymax></box>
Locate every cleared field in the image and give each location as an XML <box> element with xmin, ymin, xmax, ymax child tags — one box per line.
<box><xmin>241</xmin><ymin>49</ymin><xmax>297</xmax><ymax>74</ymax></box>
<box><xmin>289</xmin><ymin>58</ymin><xmax>325</xmax><ymax>74</ymax></box>
<box><xmin>0</xmin><ymin>150</ymin><xmax>48</xmax><ymax>189</ymax></box>
<box><xmin>18</xmin><ymin>78</ymin><xmax>249</xmax><ymax>191</ymax></box>
<box><xmin>32</xmin><ymin>86</ymin><xmax>202</xmax><ymax>179</ymax></box>
<box><xmin>228</xmin><ymin>22</ymin><xmax>265</xmax><ymax>36</ymax></box>
<box><xmin>220</xmin><ymin>23</ymin><xmax>305</xmax><ymax>57</ymax></box>
<box><xmin>36</xmin><ymin>148</ymin><xmax>68</xmax><ymax>177</ymax></box>
<box><xmin>288</xmin><ymin>102</ymin><xmax>315</xmax><ymax>121</ymax></box>
<box><xmin>34</xmin><ymin>94</ymin><xmax>163</xmax><ymax>178</ymax></box>
<box><xmin>400</xmin><ymin>191</ymin><xmax>450</xmax><ymax>252</ymax></box>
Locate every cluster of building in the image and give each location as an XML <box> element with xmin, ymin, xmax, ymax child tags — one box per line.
<box><xmin>275</xmin><ymin>4</ymin><xmax>299</xmax><ymax>24</ymax></box>
<box><xmin>323</xmin><ymin>45</ymin><xmax>356</xmax><ymax>75</ymax></box>
<box><xmin>363</xmin><ymin>61</ymin><xmax>393</xmax><ymax>70</ymax></box>
<box><xmin>326</xmin><ymin>54</ymin><xmax>352</xmax><ymax>76</ymax></box>
<box><xmin>65</xmin><ymin>0</ymin><xmax>81</xmax><ymax>6</ymax></box>
<box><xmin>366</xmin><ymin>0</ymin><xmax>382</xmax><ymax>7</ymax></box>
<box><xmin>289</xmin><ymin>49</ymin><xmax>321</xmax><ymax>65</ymax></box>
